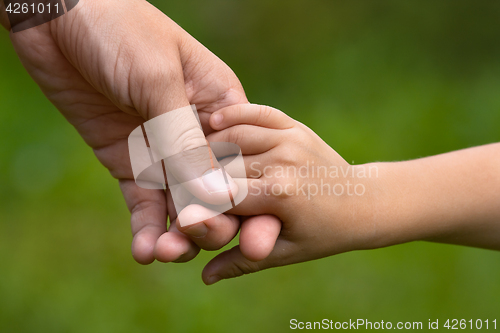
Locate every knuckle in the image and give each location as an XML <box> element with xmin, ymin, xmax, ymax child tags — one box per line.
<box><xmin>288</xmin><ymin>127</ymin><xmax>308</xmax><ymax>143</ymax></box>
<box><xmin>269</xmin><ymin>178</ymin><xmax>296</xmax><ymax>199</ymax></box>
<box><xmin>275</xmin><ymin>144</ymin><xmax>300</xmax><ymax>166</ymax></box>
<box><xmin>234</xmin><ymin>105</ymin><xmax>246</xmax><ymax>121</ymax></box>
<box><xmin>229</xmin><ymin>260</ymin><xmax>259</xmax><ymax>277</ymax></box>
<box><xmin>224</xmin><ymin>127</ymin><xmax>244</xmax><ymax>145</ymax></box>
<box><xmin>131</xmin><ymin>63</ymin><xmax>183</xmax><ymax>117</ymax></box>
<box><xmin>174</xmin><ymin>127</ymin><xmax>206</xmax><ymax>152</ymax></box>
<box><xmin>256</xmin><ymin>105</ymin><xmax>273</xmax><ymax>124</ymax></box>
<box><xmin>143</xmin><ymin>60</ymin><xmax>179</xmax><ymax>85</ymax></box>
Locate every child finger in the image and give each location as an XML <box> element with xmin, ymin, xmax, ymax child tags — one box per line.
<box><xmin>207</xmin><ymin>125</ymin><xmax>283</xmax><ymax>155</ymax></box>
<box><xmin>239</xmin><ymin>215</ymin><xmax>282</xmax><ymax>262</ymax></box>
<box><xmin>219</xmin><ymin>152</ymin><xmax>275</xmax><ymax>179</ymax></box>
<box><xmin>226</xmin><ymin>178</ymin><xmax>275</xmax><ymax>216</ymax></box>
<box><xmin>210</xmin><ymin>104</ymin><xmax>295</xmax><ymax>131</ymax></box>
<box><xmin>201</xmin><ymin>238</ymin><xmax>294</xmax><ymax>285</ymax></box>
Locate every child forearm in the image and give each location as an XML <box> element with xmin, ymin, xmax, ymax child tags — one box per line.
<box><xmin>370</xmin><ymin>143</ymin><xmax>500</xmax><ymax>250</ymax></box>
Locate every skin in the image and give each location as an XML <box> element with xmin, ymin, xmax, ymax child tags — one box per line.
<box><xmin>202</xmin><ymin>104</ymin><xmax>500</xmax><ymax>284</ymax></box>
<box><xmin>1</xmin><ymin>0</ymin><xmax>281</xmax><ymax>267</ymax></box>
<box><xmin>4</xmin><ymin>1</ymin><xmax>498</xmax><ymax>286</ymax></box>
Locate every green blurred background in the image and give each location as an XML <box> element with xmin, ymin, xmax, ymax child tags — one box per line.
<box><xmin>1</xmin><ymin>1</ymin><xmax>500</xmax><ymax>332</ymax></box>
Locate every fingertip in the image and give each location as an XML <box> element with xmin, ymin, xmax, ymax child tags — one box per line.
<box><xmin>177</xmin><ymin>205</ymin><xmax>217</xmax><ymax>229</ymax></box>
<box><xmin>204</xmin><ymin>274</ymin><xmax>222</xmax><ymax>285</ymax></box>
<box><xmin>210</xmin><ymin>112</ymin><xmax>224</xmax><ymax>130</ymax></box>
<box><xmin>173</xmin><ymin>246</ymin><xmax>201</xmax><ymax>263</ymax></box>
<box><xmin>154</xmin><ymin>232</ymin><xmax>198</xmax><ymax>263</ymax></box>
<box><xmin>240</xmin><ymin>215</ymin><xmax>281</xmax><ymax>262</ymax></box>
<box><xmin>131</xmin><ymin>232</ymin><xmax>156</xmax><ymax>265</ymax></box>
<box><xmin>180</xmin><ymin>221</ymin><xmax>209</xmax><ymax>238</ymax></box>
<box><xmin>202</xmin><ymin>246</ymin><xmax>261</xmax><ymax>284</ymax></box>
<box><xmin>202</xmin><ymin>257</ymin><xmax>224</xmax><ymax>285</ymax></box>
<box><xmin>200</xmin><ymin>169</ymin><xmax>239</xmax><ymax>203</ymax></box>
<box><xmin>178</xmin><ymin>208</ymin><xmax>240</xmax><ymax>251</ymax></box>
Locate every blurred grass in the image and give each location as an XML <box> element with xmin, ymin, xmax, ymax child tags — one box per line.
<box><xmin>1</xmin><ymin>1</ymin><xmax>500</xmax><ymax>332</ymax></box>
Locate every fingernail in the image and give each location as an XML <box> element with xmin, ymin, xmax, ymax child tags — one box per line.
<box><xmin>207</xmin><ymin>275</ymin><xmax>222</xmax><ymax>285</ymax></box>
<box><xmin>212</xmin><ymin>113</ymin><xmax>223</xmax><ymax>126</ymax></box>
<box><xmin>182</xmin><ymin>222</ymin><xmax>208</xmax><ymax>238</ymax></box>
<box><xmin>202</xmin><ymin>169</ymin><xmax>230</xmax><ymax>194</ymax></box>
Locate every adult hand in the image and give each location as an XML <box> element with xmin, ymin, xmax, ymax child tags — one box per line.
<box><xmin>2</xmin><ymin>0</ymin><xmax>280</xmax><ymax>266</ymax></box>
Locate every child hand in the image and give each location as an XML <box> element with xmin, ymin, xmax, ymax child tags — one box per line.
<box><xmin>201</xmin><ymin>104</ymin><xmax>380</xmax><ymax>284</ymax></box>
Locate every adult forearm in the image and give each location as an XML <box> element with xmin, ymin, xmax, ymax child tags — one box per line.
<box><xmin>371</xmin><ymin>143</ymin><xmax>500</xmax><ymax>250</ymax></box>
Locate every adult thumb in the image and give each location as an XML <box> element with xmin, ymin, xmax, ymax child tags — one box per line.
<box><xmin>138</xmin><ymin>103</ymin><xmax>238</xmax><ymax>213</ymax></box>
